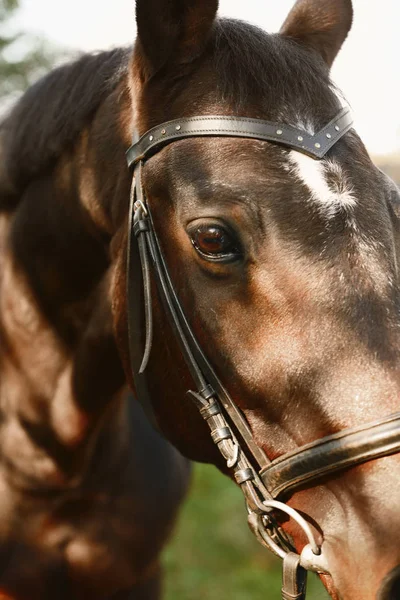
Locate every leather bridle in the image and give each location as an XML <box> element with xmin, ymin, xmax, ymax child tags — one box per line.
<box><xmin>126</xmin><ymin>108</ymin><xmax>400</xmax><ymax>599</ymax></box>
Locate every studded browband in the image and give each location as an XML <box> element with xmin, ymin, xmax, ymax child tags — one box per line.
<box><xmin>126</xmin><ymin>107</ymin><xmax>353</xmax><ymax>167</ymax></box>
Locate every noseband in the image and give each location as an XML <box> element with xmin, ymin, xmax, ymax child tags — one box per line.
<box><xmin>126</xmin><ymin>108</ymin><xmax>400</xmax><ymax>599</ymax></box>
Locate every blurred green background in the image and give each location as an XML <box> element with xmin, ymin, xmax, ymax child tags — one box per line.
<box><xmin>164</xmin><ymin>464</ymin><xmax>329</xmax><ymax>600</ymax></box>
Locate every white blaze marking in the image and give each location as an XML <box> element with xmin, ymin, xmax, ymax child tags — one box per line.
<box><xmin>288</xmin><ymin>152</ymin><xmax>357</xmax><ymax>218</ymax></box>
<box><xmin>288</xmin><ymin>152</ymin><xmax>392</xmax><ymax>294</ymax></box>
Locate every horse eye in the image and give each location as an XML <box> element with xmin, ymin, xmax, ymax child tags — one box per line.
<box><xmin>189</xmin><ymin>225</ymin><xmax>241</xmax><ymax>261</ymax></box>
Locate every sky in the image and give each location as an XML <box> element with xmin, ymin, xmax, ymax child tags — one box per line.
<box><xmin>14</xmin><ymin>0</ymin><xmax>400</xmax><ymax>156</ymax></box>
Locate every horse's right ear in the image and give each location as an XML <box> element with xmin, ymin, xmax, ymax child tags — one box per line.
<box><xmin>280</xmin><ymin>0</ymin><xmax>353</xmax><ymax>68</ymax></box>
<box><xmin>134</xmin><ymin>0</ymin><xmax>219</xmax><ymax>80</ymax></box>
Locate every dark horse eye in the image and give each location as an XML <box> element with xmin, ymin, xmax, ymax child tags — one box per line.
<box><xmin>190</xmin><ymin>225</ymin><xmax>241</xmax><ymax>261</ymax></box>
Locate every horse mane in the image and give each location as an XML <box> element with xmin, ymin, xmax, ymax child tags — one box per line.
<box><xmin>212</xmin><ymin>19</ymin><xmax>340</xmax><ymax>121</ymax></box>
<box><xmin>0</xmin><ymin>19</ymin><xmax>342</xmax><ymax>207</ymax></box>
<box><xmin>0</xmin><ymin>47</ymin><xmax>131</xmax><ymax>203</ymax></box>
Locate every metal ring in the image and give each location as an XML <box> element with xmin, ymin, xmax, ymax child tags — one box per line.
<box><xmin>257</xmin><ymin>516</ymin><xmax>290</xmax><ymax>560</ymax></box>
<box><xmin>261</xmin><ymin>499</ymin><xmax>321</xmax><ymax>557</ymax></box>
<box><xmin>242</xmin><ymin>484</ymin><xmax>321</xmax><ymax>557</ymax></box>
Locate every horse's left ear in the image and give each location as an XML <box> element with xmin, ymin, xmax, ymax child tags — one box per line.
<box><xmin>135</xmin><ymin>0</ymin><xmax>219</xmax><ymax>80</ymax></box>
<box><xmin>280</xmin><ymin>0</ymin><xmax>353</xmax><ymax>68</ymax></box>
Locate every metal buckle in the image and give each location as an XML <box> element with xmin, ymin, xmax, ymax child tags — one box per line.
<box><xmin>134</xmin><ymin>199</ymin><xmax>148</xmax><ymax>216</ymax></box>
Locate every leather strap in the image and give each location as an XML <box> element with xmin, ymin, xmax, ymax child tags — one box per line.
<box><xmin>261</xmin><ymin>412</ymin><xmax>400</xmax><ymax>499</ymax></box>
<box><xmin>133</xmin><ymin>164</ymin><xmax>153</xmax><ymax>374</ymax></box>
<box><xmin>126</xmin><ymin>108</ymin><xmax>353</xmax><ymax>167</ymax></box>
<box><xmin>130</xmin><ymin>169</ymin><xmax>271</xmax><ymax>470</ymax></box>
<box><xmin>126</xmin><ymin>169</ymin><xmax>160</xmax><ymax>429</ymax></box>
<box><xmin>282</xmin><ymin>553</ymin><xmax>307</xmax><ymax>600</ymax></box>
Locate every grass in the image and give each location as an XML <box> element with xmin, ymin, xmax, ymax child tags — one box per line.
<box><xmin>164</xmin><ymin>463</ymin><xmax>329</xmax><ymax>599</ymax></box>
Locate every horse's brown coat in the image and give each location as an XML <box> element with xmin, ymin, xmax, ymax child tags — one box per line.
<box><xmin>0</xmin><ymin>0</ymin><xmax>400</xmax><ymax>598</ymax></box>
<box><xmin>0</xmin><ymin>39</ymin><xmax>189</xmax><ymax>600</ymax></box>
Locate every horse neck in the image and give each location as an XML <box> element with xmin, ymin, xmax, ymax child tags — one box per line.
<box><xmin>0</xmin><ymin>81</ymin><xmax>133</xmax><ymax>491</ymax></box>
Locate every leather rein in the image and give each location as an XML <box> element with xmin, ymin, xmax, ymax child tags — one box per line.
<box><xmin>126</xmin><ymin>108</ymin><xmax>400</xmax><ymax>599</ymax></box>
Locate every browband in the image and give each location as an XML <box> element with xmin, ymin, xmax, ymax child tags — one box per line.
<box><xmin>126</xmin><ymin>107</ymin><xmax>353</xmax><ymax>167</ymax></box>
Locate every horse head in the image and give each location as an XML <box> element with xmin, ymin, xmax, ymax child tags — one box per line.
<box><xmin>111</xmin><ymin>0</ymin><xmax>400</xmax><ymax>597</ymax></box>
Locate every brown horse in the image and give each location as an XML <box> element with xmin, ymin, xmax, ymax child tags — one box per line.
<box><xmin>1</xmin><ymin>0</ymin><xmax>400</xmax><ymax>598</ymax></box>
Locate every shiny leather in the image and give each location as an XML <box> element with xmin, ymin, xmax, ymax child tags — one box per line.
<box><xmin>126</xmin><ymin>107</ymin><xmax>353</xmax><ymax>168</ymax></box>
<box><xmin>261</xmin><ymin>412</ymin><xmax>400</xmax><ymax>499</ymax></box>
<box><xmin>282</xmin><ymin>553</ymin><xmax>307</xmax><ymax>600</ymax></box>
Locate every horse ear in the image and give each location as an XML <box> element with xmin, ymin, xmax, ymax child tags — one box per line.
<box><xmin>135</xmin><ymin>0</ymin><xmax>219</xmax><ymax>79</ymax></box>
<box><xmin>280</xmin><ymin>0</ymin><xmax>353</xmax><ymax>68</ymax></box>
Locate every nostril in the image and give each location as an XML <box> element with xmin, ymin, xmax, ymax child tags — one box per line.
<box><xmin>378</xmin><ymin>566</ymin><xmax>400</xmax><ymax>600</ymax></box>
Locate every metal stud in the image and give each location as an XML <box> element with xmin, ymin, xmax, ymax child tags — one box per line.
<box><xmin>161</xmin><ymin>129</ymin><xmax>166</xmax><ymax>135</ymax></box>
<box><xmin>315</xmin><ymin>143</ymin><xmax>321</xmax><ymax>149</ymax></box>
<box><xmin>326</xmin><ymin>133</ymin><xmax>332</xmax><ymax>139</ymax></box>
<box><xmin>298</xmin><ymin>136</ymin><xmax>304</xmax><ymax>142</ymax></box>
<box><xmin>276</xmin><ymin>129</ymin><xmax>283</xmax><ymax>135</ymax></box>
<box><xmin>176</xmin><ymin>125</ymin><xmax>181</xmax><ymax>131</ymax></box>
<box><xmin>149</xmin><ymin>135</ymin><xmax>154</xmax><ymax>142</ymax></box>
<box><xmin>335</xmin><ymin>125</ymin><xmax>340</xmax><ymax>131</ymax></box>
